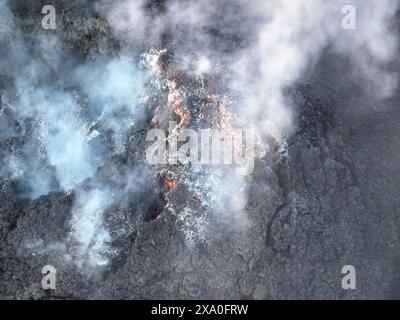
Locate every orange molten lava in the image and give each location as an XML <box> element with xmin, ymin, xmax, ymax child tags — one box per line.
<box><xmin>164</xmin><ymin>177</ymin><xmax>174</xmax><ymax>189</ymax></box>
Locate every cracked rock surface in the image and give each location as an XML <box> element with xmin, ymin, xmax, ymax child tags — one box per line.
<box><xmin>1</xmin><ymin>1</ymin><xmax>400</xmax><ymax>300</ymax></box>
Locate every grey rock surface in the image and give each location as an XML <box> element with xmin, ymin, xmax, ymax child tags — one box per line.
<box><xmin>1</xmin><ymin>1</ymin><xmax>400</xmax><ymax>300</ymax></box>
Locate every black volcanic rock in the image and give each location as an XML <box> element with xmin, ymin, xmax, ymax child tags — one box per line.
<box><xmin>1</xmin><ymin>0</ymin><xmax>400</xmax><ymax>300</ymax></box>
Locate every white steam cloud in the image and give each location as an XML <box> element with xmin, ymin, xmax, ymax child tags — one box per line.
<box><xmin>1</xmin><ymin>0</ymin><xmax>399</xmax><ymax>268</ymax></box>
<box><xmin>0</xmin><ymin>0</ymin><xmax>148</xmax><ymax>269</ymax></box>
<box><xmin>100</xmin><ymin>0</ymin><xmax>399</xmax><ymax>138</ymax></box>
<box><xmin>69</xmin><ymin>188</ymin><xmax>112</xmax><ymax>268</ymax></box>
<box><xmin>97</xmin><ymin>0</ymin><xmax>399</xmax><ymax>241</ymax></box>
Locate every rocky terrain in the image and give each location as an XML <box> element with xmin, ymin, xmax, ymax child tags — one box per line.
<box><xmin>1</xmin><ymin>0</ymin><xmax>400</xmax><ymax>300</ymax></box>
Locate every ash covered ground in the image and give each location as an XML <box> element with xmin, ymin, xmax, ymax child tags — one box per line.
<box><xmin>1</xmin><ymin>0</ymin><xmax>400</xmax><ymax>299</ymax></box>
